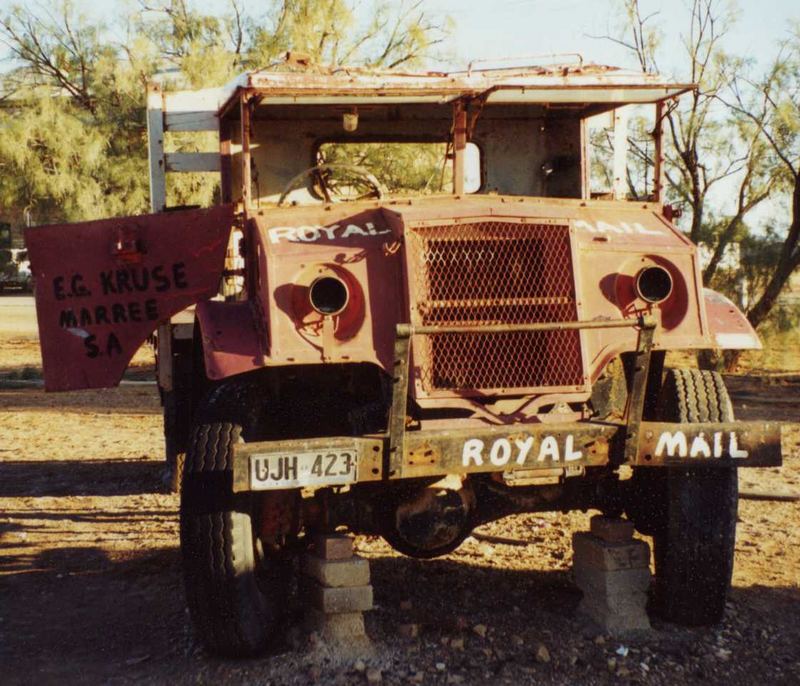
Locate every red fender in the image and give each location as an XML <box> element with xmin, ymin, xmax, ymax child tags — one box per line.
<box><xmin>195</xmin><ymin>300</ymin><xmax>264</xmax><ymax>380</ymax></box>
<box><xmin>703</xmin><ymin>288</ymin><xmax>761</xmax><ymax>350</ymax></box>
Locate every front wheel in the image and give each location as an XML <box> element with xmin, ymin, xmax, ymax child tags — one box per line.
<box><xmin>180</xmin><ymin>381</ymin><xmax>294</xmax><ymax>657</ymax></box>
<box><xmin>628</xmin><ymin>368</ymin><xmax>738</xmax><ymax>626</ymax></box>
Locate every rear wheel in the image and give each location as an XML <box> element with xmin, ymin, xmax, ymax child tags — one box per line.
<box><xmin>628</xmin><ymin>368</ymin><xmax>738</xmax><ymax>626</ymax></box>
<box><xmin>180</xmin><ymin>381</ymin><xmax>296</xmax><ymax>657</ymax></box>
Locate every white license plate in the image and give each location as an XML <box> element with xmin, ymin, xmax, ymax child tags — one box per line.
<box><xmin>249</xmin><ymin>449</ymin><xmax>358</xmax><ymax>490</ymax></box>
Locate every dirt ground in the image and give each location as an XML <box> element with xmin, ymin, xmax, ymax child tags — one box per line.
<box><xmin>1</xmin><ymin>294</ymin><xmax>799</xmax><ymax>685</ymax></box>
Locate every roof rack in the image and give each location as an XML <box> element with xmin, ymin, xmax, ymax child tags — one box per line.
<box><xmin>466</xmin><ymin>53</ymin><xmax>584</xmax><ymax>76</ymax></box>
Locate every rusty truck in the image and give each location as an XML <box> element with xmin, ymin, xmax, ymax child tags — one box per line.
<box><xmin>24</xmin><ymin>55</ymin><xmax>782</xmax><ymax>657</ymax></box>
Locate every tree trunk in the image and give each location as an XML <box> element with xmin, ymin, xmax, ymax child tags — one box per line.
<box><xmin>724</xmin><ymin>176</ymin><xmax>800</xmax><ymax>371</ymax></box>
<box><xmin>746</xmin><ymin>177</ymin><xmax>800</xmax><ymax>329</ymax></box>
<box><xmin>703</xmin><ymin>216</ymin><xmax>741</xmax><ymax>284</ymax></box>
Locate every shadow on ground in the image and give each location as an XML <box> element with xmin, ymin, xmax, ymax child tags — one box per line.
<box><xmin>1</xmin><ymin>540</ymin><xmax>799</xmax><ymax>685</ymax></box>
<box><xmin>0</xmin><ymin>459</ymin><xmax>166</xmax><ymax>497</ymax></box>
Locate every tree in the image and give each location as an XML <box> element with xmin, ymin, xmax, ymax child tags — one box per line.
<box><xmin>603</xmin><ymin>0</ymin><xmax>799</xmax><ymax>370</ymax></box>
<box><xmin>723</xmin><ymin>36</ymin><xmax>800</xmax><ymax>332</ymax></box>
<box><xmin>0</xmin><ymin>0</ymin><xmax>450</xmax><ymax>224</ymax></box>
<box><xmin>602</xmin><ymin>0</ymin><xmax>778</xmax><ymax>253</ymax></box>
<box><xmin>0</xmin><ymin>2</ymin><xmax>159</xmax><ymax>222</ymax></box>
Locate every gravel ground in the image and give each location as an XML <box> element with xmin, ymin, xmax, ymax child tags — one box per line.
<box><xmin>1</xmin><ymin>296</ymin><xmax>798</xmax><ymax>685</ymax></box>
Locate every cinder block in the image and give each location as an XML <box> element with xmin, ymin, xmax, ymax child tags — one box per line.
<box><xmin>303</xmin><ymin>553</ymin><xmax>370</xmax><ymax>588</ymax></box>
<box><xmin>572</xmin><ymin>532</ymin><xmax>650</xmax><ymax>571</ymax></box>
<box><xmin>578</xmin><ymin>598</ymin><xmax>651</xmax><ymax>633</ymax></box>
<box><xmin>313</xmin><ymin>533</ymin><xmax>354</xmax><ymax>561</ymax></box>
<box><xmin>573</xmin><ymin>559</ymin><xmax>651</xmax><ymax>595</ymax></box>
<box><xmin>578</xmin><ymin>589</ymin><xmax>648</xmax><ymax>615</ymax></box>
<box><xmin>590</xmin><ymin>515</ymin><xmax>634</xmax><ymax>543</ymax></box>
<box><xmin>309</xmin><ymin>580</ymin><xmax>374</xmax><ymax>614</ymax></box>
<box><xmin>305</xmin><ymin>606</ymin><xmax>366</xmax><ymax>640</ymax></box>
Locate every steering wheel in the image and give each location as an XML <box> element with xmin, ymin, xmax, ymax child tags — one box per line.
<box><xmin>277</xmin><ymin>163</ymin><xmax>385</xmax><ymax>206</ymax></box>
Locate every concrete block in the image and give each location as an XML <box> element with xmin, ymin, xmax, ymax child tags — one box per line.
<box><xmin>578</xmin><ymin>598</ymin><xmax>651</xmax><ymax>633</ymax></box>
<box><xmin>309</xmin><ymin>580</ymin><xmax>374</xmax><ymax>614</ymax></box>
<box><xmin>590</xmin><ymin>515</ymin><xmax>634</xmax><ymax>543</ymax></box>
<box><xmin>578</xmin><ymin>589</ymin><xmax>648</xmax><ymax>615</ymax></box>
<box><xmin>305</xmin><ymin>606</ymin><xmax>366</xmax><ymax>640</ymax></box>
<box><xmin>313</xmin><ymin>533</ymin><xmax>354</xmax><ymax>561</ymax></box>
<box><xmin>572</xmin><ymin>532</ymin><xmax>650</xmax><ymax>571</ymax></box>
<box><xmin>303</xmin><ymin>553</ymin><xmax>370</xmax><ymax>588</ymax></box>
<box><xmin>573</xmin><ymin>559</ymin><xmax>651</xmax><ymax>595</ymax></box>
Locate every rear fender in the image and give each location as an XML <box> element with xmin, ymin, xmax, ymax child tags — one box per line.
<box><xmin>703</xmin><ymin>288</ymin><xmax>761</xmax><ymax>350</ymax></box>
<box><xmin>195</xmin><ymin>299</ymin><xmax>264</xmax><ymax>381</ymax></box>
<box><xmin>25</xmin><ymin>205</ymin><xmax>234</xmax><ymax>391</ymax></box>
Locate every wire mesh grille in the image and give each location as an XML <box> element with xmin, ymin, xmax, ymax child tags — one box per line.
<box><xmin>405</xmin><ymin>221</ymin><xmax>584</xmax><ymax>395</ymax></box>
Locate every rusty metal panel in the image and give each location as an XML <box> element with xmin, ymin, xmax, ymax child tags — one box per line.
<box><xmin>400</xmin><ymin>423</ymin><xmax>613</xmax><ymax>478</ymax></box>
<box><xmin>635</xmin><ymin>421</ymin><xmax>782</xmax><ymax>467</ymax></box>
<box><xmin>703</xmin><ymin>288</ymin><xmax>761</xmax><ymax>350</ymax></box>
<box><xmin>404</xmin><ymin>219</ymin><xmax>585</xmax><ymax>397</ymax></box>
<box><xmin>25</xmin><ymin>205</ymin><xmax>233</xmax><ymax>391</ymax></box>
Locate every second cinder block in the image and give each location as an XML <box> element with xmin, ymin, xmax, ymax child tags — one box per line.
<box><xmin>303</xmin><ymin>553</ymin><xmax>371</xmax><ymax>588</ymax></box>
<box><xmin>313</xmin><ymin>533</ymin><xmax>354</xmax><ymax>560</ymax></box>
<box><xmin>573</xmin><ymin>559</ymin><xmax>651</xmax><ymax>595</ymax></box>
<box><xmin>572</xmin><ymin>532</ymin><xmax>650</xmax><ymax>571</ymax></box>
<box><xmin>309</xmin><ymin>581</ymin><xmax>374</xmax><ymax>614</ymax></box>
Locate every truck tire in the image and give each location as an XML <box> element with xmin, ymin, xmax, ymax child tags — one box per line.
<box><xmin>180</xmin><ymin>381</ymin><xmax>289</xmax><ymax>657</ymax></box>
<box><xmin>634</xmin><ymin>368</ymin><xmax>738</xmax><ymax>626</ymax></box>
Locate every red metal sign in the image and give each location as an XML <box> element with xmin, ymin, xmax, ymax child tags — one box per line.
<box><xmin>25</xmin><ymin>205</ymin><xmax>233</xmax><ymax>391</ymax></box>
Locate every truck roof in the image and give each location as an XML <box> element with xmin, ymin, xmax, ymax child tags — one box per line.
<box><xmin>214</xmin><ymin>57</ymin><xmax>693</xmax><ymax>115</ymax></box>
<box><xmin>150</xmin><ymin>56</ymin><xmax>693</xmax><ymax>133</ymax></box>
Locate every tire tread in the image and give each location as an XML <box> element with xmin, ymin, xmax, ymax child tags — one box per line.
<box><xmin>180</xmin><ymin>381</ymin><xmax>281</xmax><ymax>657</ymax></box>
<box><xmin>648</xmin><ymin>368</ymin><xmax>738</xmax><ymax>626</ymax></box>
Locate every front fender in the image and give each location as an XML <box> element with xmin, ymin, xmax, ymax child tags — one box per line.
<box><xmin>195</xmin><ymin>300</ymin><xmax>265</xmax><ymax>381</ymax></box>
<box><xmin>703</xmin><ymin>288</ymin><xmax>761</xmax><ymax>350</ymax></box>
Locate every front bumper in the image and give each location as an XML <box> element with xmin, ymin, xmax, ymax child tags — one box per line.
<box><xmin>232</xmin><ymin>419</ymin><xmax>782</xmax><ymax>492</ymax></box>
<box><xmin>233</xmin><ymin>316</ymin><xmax>782</xmax><ymax>492</ymax></box>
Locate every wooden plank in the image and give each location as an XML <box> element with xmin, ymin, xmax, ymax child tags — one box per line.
<box><xmin>165</xmin><ymin>110</ymin><xmax>219</xmax><ymax>132</ymax></box>
<box><xmin>146</xmin><ymin>84</ymin><xmax>167</xmax><ymax>213</ymax></box>
<box><xmin>162</xmin><ymin>87</ymin><xmax>224</xmax><ymax>113</ymax></box>
<box><xmin>165</xmin><ymin>152</ymin><xmax>221</xmax><ymax>173</ymax></box>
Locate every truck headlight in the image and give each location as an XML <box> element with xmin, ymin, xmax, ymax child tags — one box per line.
<box><xmin>635</xmin><ymin>265</ymin><xmax>673</xmax><ymax>304</ymax></box>
<box><xmin>308</xmin><ymin>275</ymin><xmax>349</xmax><ymax>315</ymax></box>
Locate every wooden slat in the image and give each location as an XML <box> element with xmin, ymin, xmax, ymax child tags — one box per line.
<box><xmin>162</xmin><ymin>87</ymin><xmax>224</xmax><ymax>113</ymax></box>
<box><xmin>146</xmin><ymin>85</ymin><xmax>167</xmax><ymax>213</ymax></box>
<box><xmin>165</xmin><ymin>110</ymin><xmax>219</xmax><ymax>132</ymax></box>
<box><xmin>165</xmin><ymin>152</ymin><xmax>221</xmax><ymax>173</ymax></box>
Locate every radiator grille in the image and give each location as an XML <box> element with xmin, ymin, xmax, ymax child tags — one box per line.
<box><xmin>405</xmin><ymin>221</ymin><xmax>584</xmax><ymax>396</ymax></box>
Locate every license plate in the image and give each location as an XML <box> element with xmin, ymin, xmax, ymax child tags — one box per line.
<box><xmin>249</xmin><ymin>449</ymin><xmax>358</xmax><ymax>490</ymax></box>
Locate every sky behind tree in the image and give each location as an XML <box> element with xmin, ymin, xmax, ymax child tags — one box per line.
<box><xmin>2</xmin><ymin>0</ymin><xmax>794</xmax><ymax>75</ymax></box>
<box><xmin>425</xmin><ymin>0</ymin><xmax>796</xmax><ymax>72</ymax></box>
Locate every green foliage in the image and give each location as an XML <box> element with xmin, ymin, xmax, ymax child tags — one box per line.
<box><xmin>0</xmin><ymin>0</ymin><xmax>449</xmax><ymax>226</ymax></box>
<box><xmin>318</xmin><ymin>142</ymin><xmax>452</xmax><ymax>195</ymax></box>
